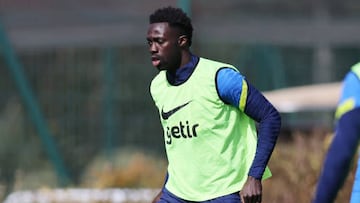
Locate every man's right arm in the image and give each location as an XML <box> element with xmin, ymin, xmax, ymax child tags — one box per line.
<box><xmin>152</xmin><ymin>191</ymin><xmax>162</xmax><ymax>203</ymax></box>
<box><xmin>151</xmin><ymin>172</ymin><xmax>168</xmax><ymax>203</ymax></box>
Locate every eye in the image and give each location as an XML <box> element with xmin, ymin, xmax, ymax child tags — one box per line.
<box><xmin>155</xmin><ymin>38</ymin><xmax>165</xmax><ymax>45</ymax></box>
<box><xmin>157</xmin><ymin>39</ymin><xmax>164</xmax><ymax>44</ymax></box>
<box><xmin>147</xmin><ymin>40</ymin><xmax>152</xmax><ymax>46</ymax></box>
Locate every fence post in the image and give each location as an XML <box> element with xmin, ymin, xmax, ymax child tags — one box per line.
<box><xmin>0</xmin><ymin>21</ymin><xmax>71</xmax><ymax>186</ymax></box>
<box><xmin>103</xmin><ymin>47</ymin><xmax>116</xmax><ymax>159</ymax></box>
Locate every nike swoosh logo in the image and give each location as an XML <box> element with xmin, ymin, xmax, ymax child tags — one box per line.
<box><xmin>161</xmin><ymin>101</ymin><xmax>191</xmax><ymax>120</ymax></box>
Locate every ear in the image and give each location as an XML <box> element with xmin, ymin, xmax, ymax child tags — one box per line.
<box><xmin>178</xmin><ymin>35</ymin><xmax>188</xmax><ymax>47</ymax></box>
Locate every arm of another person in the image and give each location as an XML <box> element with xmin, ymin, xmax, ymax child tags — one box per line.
<box><xmin>152</xmin><ymin>191</ymin><xmax>162</xmax><ymax>203</ymax></box>
<box><xmin>151</xmin><ymin>172</ymin><xmax>168</xmax><ymax>203</ymax></box>
<box><xmin>312</xmin><ymin>107</ymin><xmax>360</xmax><ymax>203</ymax></box>
<box><xmin>217</xmin><ymin>68</ymin><xmax>281</xmax><ymax>203</ymax></box>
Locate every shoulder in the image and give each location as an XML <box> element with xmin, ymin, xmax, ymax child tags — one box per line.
<box><xmin>217</xmin><ymin>68</ymin><xmax>244</xmax><ymax>80</ymax></box>
<box><xmin>343</xmin><ymin>68</ymin><xmax>360</xmax><ymax>89</ymax></box>
<box><xmin>150</xmin><ymin>71</ymin><xmax>166</xmax><ymax>93</ymax></box>
<box><xmin>351</xmin><ymin>62</ymin><xmax>360</xmax><ymax>79</ymax></box>
<box><xmin>199</xmin><ymin>57</ymin><xmax>236</xmax><ymax>70</ymax></box>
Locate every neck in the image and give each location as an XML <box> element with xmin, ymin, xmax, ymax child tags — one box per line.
<box><xmin>179</xmin><ymin>51</ymin><xmax>192</xmax><ymax>69</ymax></box>
<box><xmin>168</xmin><ymin>51</ymin><xmax>191</xmax><ymax>74</ymax></box>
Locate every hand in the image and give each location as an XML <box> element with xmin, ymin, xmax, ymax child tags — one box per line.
<box><xmin>151</xmin><ymin>190</ymin><xmax>162</xmax><ymax>203</ymax></box>
<box><xmin>239</xmin><ymin>176</ymin><xmax>262</xmax><ymax>203</ymax></box>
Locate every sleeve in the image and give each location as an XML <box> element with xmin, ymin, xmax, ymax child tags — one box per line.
<box><xmin>216</xmin><ymin>67</ymin><xmax>244</xmax><ymax>108</ymax></box>
<box><xmin>312</xmin><ymin>107</ymin><xmax>360</xmax><ymax>203</ymax></box>
<box><xmin>335</xmin><ymin>72</ymin><xmax>360</xmax><ymax>119</ymax></box>
<box><xmin>216</xmin><ymin>68</ymin><xmax>281</xmax><ymax>179</ymax></box>
<box><xmin>313</xmin><ymin>68</ymin><xmax>360</xmax><ymax>203</ymax></box>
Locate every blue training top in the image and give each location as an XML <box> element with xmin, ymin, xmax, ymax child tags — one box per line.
<box><xmin>165</xmin><ymin>54</ymin><xmax>280</xmax><ymax>180</ymax></box>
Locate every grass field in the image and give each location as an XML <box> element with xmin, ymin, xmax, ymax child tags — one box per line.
<box><xmin>3</xmin><ymin>128</ymin><xmax>358</xmax><ymax>203</ymax></box>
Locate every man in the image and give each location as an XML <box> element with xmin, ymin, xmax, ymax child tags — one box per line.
<box><xmin>147</xmin><ymin>6</ymin><xmax>281</xmax><ymax>203</ymax></box>
<box><xmin>312</xmin><ymin>63</ymin><xmax>360</xmax><ymax>203</ymax></box>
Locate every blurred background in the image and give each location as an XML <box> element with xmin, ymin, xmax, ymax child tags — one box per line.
<box><xmin>1</xmin><ymin>0</ymin><xmax>360</xmax><ymax>202</ymax></box>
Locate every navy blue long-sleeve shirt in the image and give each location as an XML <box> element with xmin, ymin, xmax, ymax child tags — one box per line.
<box><xmin>166</xmin><ymin>54</ymin><xmax>281</xmax><ymax>179</ymax></box>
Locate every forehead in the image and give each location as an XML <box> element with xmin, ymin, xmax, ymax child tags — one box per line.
<box><xmin>147</xmin><ymin>22</ymin><xmax>178</xmax><ymax>38</ymax></box>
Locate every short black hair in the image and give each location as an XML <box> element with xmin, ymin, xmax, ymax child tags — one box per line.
<box><xmin>149</xmin><ymin>6</ymin><xmax>193</xmax><ymax>46</ymax></box>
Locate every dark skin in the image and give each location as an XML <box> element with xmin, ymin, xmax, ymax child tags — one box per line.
<box><xmin>147</xmin><ymin>22</ymin><xmax>262</xmax><ymax>203</ymax></box>
<box><xmin>147</xmin><ymin>22</ymin><xmax>191</xmax><ymax>72</ymax></box>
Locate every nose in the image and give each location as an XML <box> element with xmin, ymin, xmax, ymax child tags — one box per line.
<box><xmin>149</xmin><ymin>43</ymin><xmax>157</xmax><ymax>53</ymax></box>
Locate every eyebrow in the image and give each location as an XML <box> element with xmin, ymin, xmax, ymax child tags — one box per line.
<box><xmin>147</xmin><ymin>36</ymin><xmax>164</xmax><ymax>41</ymax></box>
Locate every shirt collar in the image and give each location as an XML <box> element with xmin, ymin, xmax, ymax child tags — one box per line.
<box><xmin>167</xmin><ymin>54</ymin><xmax>200</xmax><ymax>85</ymax></box>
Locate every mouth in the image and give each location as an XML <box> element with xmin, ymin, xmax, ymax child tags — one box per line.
<box><xmin>151</xmin><ymin>56</ymin><xmax>161</xmax><ymax>67</ymax></box>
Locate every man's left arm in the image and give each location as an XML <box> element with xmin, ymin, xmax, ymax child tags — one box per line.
<box><xmin>240</xmin><ymin>81</ymin><xmax>281</xmax><ymax>202</ymax></box>
<box><xmin>216</xmin><ymin>68</ymin><xmax>281</xmax><ymax>202</ymax></box>
<box><xmin>244</xmin><ymin>81</ymin><xmax>281</xmax><ymax>179</ymax></box>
